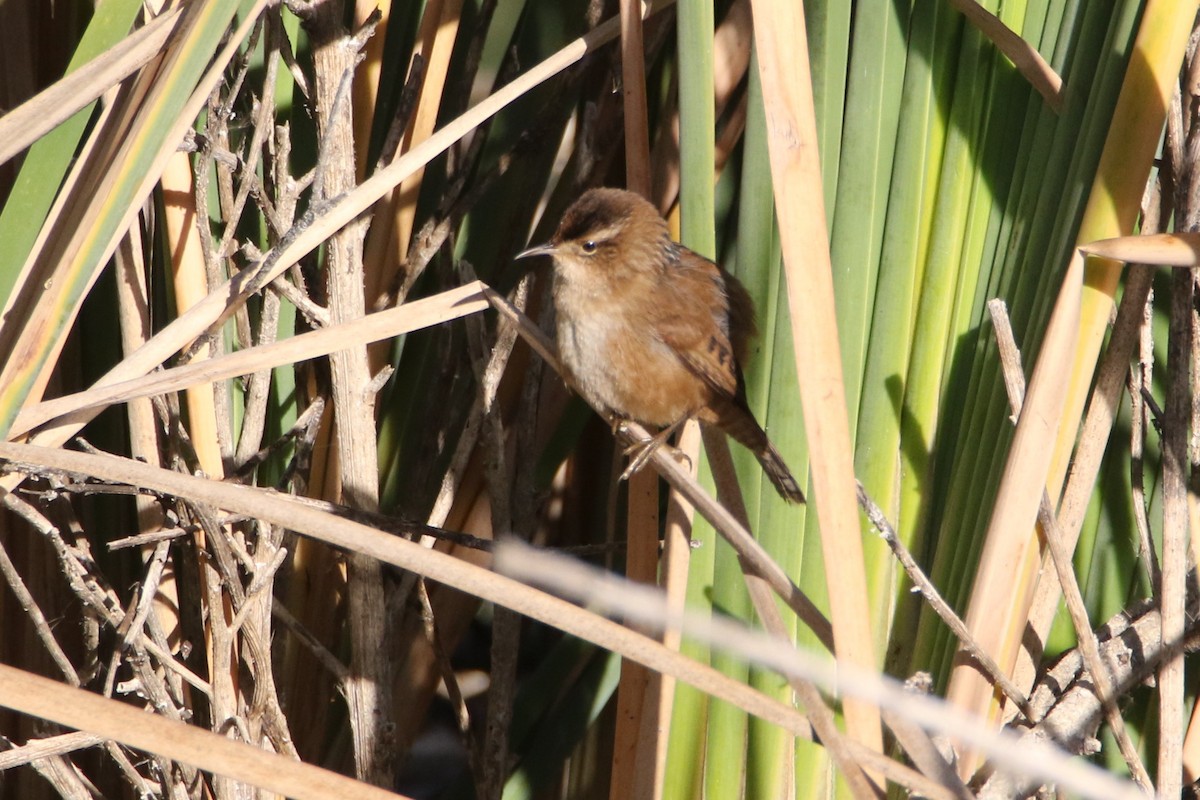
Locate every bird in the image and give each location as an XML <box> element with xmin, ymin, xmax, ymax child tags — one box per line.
<box><xmin>515</xmin><ymin>187</ymin><xmax>804</xmax><ymax>504</ymax></box>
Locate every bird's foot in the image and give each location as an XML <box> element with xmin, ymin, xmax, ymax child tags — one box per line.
<box><xmin>617</xmin><ymin>419</ymin><xmax>690</xmax><ymax>480</ymax></box>
<box><xmin>620</xmin><ymin>436</ymin><xmax>665</xmax><ymax>479</ymax></box>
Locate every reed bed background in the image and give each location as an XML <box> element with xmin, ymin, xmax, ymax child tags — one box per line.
<box><xmin>0</xmin><ymin>0</ymin><xmax>1196</xmax><ymax>798</ymax></box>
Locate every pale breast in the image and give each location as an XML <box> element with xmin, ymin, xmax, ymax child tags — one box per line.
<box><xmin>554</xmin><ymin>287</ymin><xmax>704</xmax><ymax>427</ymax></box>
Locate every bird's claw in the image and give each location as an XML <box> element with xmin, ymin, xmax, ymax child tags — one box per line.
<box><xmin>619</xmin><ymin>427</ymin><xmax>692</xmax><ymax>481</ymax></box>
<box><xmin>620</xmin><ymin>437</ymin><xmax>661</xmax><ymax>479</ymax></box>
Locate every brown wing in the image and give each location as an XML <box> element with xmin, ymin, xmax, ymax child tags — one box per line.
<box><xmin>653</xmin><ymin>247</ymin><xmax>744</xmax><ymax>400</ymax></box>
<box><xmin>657</xmin><ymin>248</ymin><xmax>804</xmax><ymax>503</ymax></box>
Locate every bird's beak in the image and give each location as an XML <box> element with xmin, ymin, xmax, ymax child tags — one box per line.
<box><xmin>515</xmin><ymin>242</ymin><xmax>556</xmax><ymax>260</ymax></box>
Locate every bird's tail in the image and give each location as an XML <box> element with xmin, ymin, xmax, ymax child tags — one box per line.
<box><xmin>755</xmin><ymin>441</ymin><xmax>806</xmax><ymax>504</ymax></box>
<box><xmin>707</xmin><ymin>396</ymin><xmax>806</xmax><ymax>504</ymax></box>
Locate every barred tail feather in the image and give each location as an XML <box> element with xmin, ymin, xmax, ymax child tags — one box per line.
<box><xmin>756</xmin><ymin>441</ymin><xmax>805</xmax><ymax>504</ymax></box>
<box><xmin>706</xmin><ymin>396</ymin><xmax>806</xmax><ymax>504</ymax></box>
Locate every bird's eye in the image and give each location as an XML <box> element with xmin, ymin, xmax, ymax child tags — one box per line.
<box><xmin>581</xmin><ymin>240</ymin><xmax>598</xmax><ymax>254</ymax></box>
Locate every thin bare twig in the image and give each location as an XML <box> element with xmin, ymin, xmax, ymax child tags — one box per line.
<box><xmin>416</xmin><ymin>577</ymin><xmax>484</xmax><ymax>789</ymax></box>
<box><xmin>464</xmin><ymin>275</ymin><xmax>521</xmax><ymax>800</ymax></box>
<box><xmin>855</xmin><ymin>482</ymin><xmax>1032</xmax><ymax>721</ymax></box>
<box><xmin>1035</xmin><ymin>496</ymin><xmax>1153</xmax><ymax>790</ymax></box>
<box><xmin>270</xmin><ymin>597</ymin><xmax>349</xmax><ymax>682</ymax></box>
<box><xmin>0</xmin><ymin>731</ymin><xmax>105</xmax><ymax>770</ymax></box>
<box><xmin>0</xmin><ymin>503</ymin><xmax>80</xmax><ymax>685</ymax></box>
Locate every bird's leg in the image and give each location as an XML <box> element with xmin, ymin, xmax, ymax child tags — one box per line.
<box><xmin>619</xmin><ymin>417</ymin><xmax>691</xmax><ymax>480</ymax></box>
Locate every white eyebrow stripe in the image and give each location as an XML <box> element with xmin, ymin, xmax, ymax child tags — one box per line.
<box><xmin>581</xmin><ymin>222</ymin><xmax>625</xmax><ymax>242</ymax></box>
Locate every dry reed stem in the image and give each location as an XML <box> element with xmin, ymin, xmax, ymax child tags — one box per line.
<box><xmin>12</xmin><ymin>283</ymin><xmax>488</xmax><ymax>436</ymax></box>
<box><xmin>988</xmin><ymin>298</ymin><xmax>1151</xmax><ymax>789</ymax></box>
<box><xmin>0</xmin><ymin>441</ymin><xmax>815</xmax><ymax>747</ymax></box>
<box><xmin>307</xmin><ymin>3</ymin><xmax>392</xmax><ymax>783</ymax></box>
<box><xmin>352</xmin><ymin>0</ymin><xmax>392</xmax><ymax>180</ymax></box>
<box><xmin>747</xmin><ymin>0</ymin><xmax>883</xmax><ymax>760</ymax></box>
<box><xmin>613</xmin><ymin>463</ymin><xmax>665</xmax><ymax>800</ymax></box>
<box><xmin>620</xmin><ymin>0</ymin><xmax>652</xmax><ymax>197</ymax></box>
<box><xmin>1080</xmin><ymin>231</ymin><xmax>1200</xmax><ymax>266</ymax></box>
<box><xmin>611</xmin><ymin>3</ymin><xmax>662</xmax><ymax>797</ymax></box>
<box><xmin>0</xmin><ymin>6</ymin><xmax>184</xmax><ymax>167</ymax></box>
<box><xmin>0</xmin><ymin>663</ymin><xmax>409</xmax><ymax>800</ymax></box>
<box><xmin>945</xmin><ymin>253</ymin><xmax>1082</xmax><ymax>774</ymax></box>
<box><xmin>946</xmin><ymin>0</ymin><xmax>1063</xmax><ymax>111</ymax></box>
<box><xmin>655</xmin><ymin>418</ymin><xmax>700</xmax><ymax>797</ymax></box>
<box><xmin>163</xmin><ymin>150</ymin><xmax>225</xmax><ymax>476</ymax></box>
<box><xmin>1014</xmin><ymin>190</ymin><xmax>1166</xmax><ymax>695</ymax></box>
<box><xmin>652</xmin><ymin>0</ymin><xmax>752</xmax><ymax>215</ymax></box>
<box><xmin>360</xmin><ymin>0</ymin><xmax>461</xmax><ymax>316</ymax></box>
<box><xmin>114</xmin><ymin>222</ymin><xmax>181</xmax><ymax>645</ymax></box>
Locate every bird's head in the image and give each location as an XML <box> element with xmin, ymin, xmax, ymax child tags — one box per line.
<box><xmin>515</xmin><ymin>188</ymin><xmax>674</xmax><ymax>287</ymax></box>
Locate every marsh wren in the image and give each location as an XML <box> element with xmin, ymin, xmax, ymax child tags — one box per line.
<box><xmin>516</xmin><ymin>187</ymin><xmax>805</xmax><ymax>504</ymax></box>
